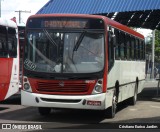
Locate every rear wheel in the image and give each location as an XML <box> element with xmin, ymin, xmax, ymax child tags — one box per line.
<box><xmin>104</xmin><ymin>90</ymin><xmax>117</xmax><ymax>118</ymax></box>
<box><xmin>128</xmin><ymin>82</ymin><xmax>138</xmax><ymax>105</ymax></box>
<box><xmin>38</xmin><ymin>107</ymin><xmax>51</xmax><ymax>116</ymax></box>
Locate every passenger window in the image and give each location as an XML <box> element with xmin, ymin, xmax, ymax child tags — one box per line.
<box><xmin>143</xmin><ymin>41</ymin><xmax>145</xmax><ymax>60</ymax></box>
<box><xmin>0</xmin><ymin>26</ymin><xmax>8</xmax><ymax>57</ymax></box>
<box><xmin>138</xmin><ymin>39</ymin><xmax>140</xmax><ymax>60</ymax></box>
<box><xmin>139</xmin><ymin>40</ymin><xmax>143</xmax><ymax>60</ymax></box>
<box><xmin>135</xmin><ymin>39</ymin><xmax>138</xmax><ymax>60</ymax></box>
<box><xmin>115</xmin><ymin>29</ymin><xmax>120</xmax><ymax>60</ymax></box>
<box><xmin>126</xmin><ymin>34</ymin><xmax>130</xmax><ymax>60</ymax></box>
<box><xmin>8</xmin><ymin>28</ymin><xmax>17</xmax><ymax>58</ymax></box>
<box><xmin>131</xmin><ymin>37</ymin><xmax>134</xmax><ymax>60</ymax></box>
<box><xmin>119</xmin><ymin>31</ymin><xmax>125</xmax><ymax>59</ymax></box>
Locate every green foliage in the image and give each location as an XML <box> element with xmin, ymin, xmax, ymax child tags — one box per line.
<box><xmin>146</xmin><ymin>30</ymin><xmax>160</xmax><ymax>62</ymax></box>
<box><xmin>155</xmin><ymin>30</ymin><xmax>160</xmax><ymax>62</ymax></box>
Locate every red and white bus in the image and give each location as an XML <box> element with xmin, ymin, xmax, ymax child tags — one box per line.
<box><xmin>21</xmin><ymin>14</ymin><xmax>145</xmax><ymax>118</ymax></box>
<box><xmin>0</xmin><ymin>18</ymin><xmax>19</xmax><ymax>101</ymax></box>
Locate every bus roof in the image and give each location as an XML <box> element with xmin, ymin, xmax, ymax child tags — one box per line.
<box><xmin>0</xmin><ymin>18</ymin><xmax>17</xmax><ymax>29</ymax></box>
<box><xmin>105</xmin><ymin>17</ymin><xmax>144</xmax><ymax>39</ymax></box>
<box><xmin>27</xmin><ymin>14</ymin><xmax>144</xmax><ymax>39</ymax></box>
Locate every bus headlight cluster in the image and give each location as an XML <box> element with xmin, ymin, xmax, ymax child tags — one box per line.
<box><xmin>92</xmin><ymin>79</ymin><xmax>103</xmax><ymax>94</ymax></box>
<box><xmin>23</xmin><ymin>76</ymin><xmax>32</xmax><ymax>92</ymax></box>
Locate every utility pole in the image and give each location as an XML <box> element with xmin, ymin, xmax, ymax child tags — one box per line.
<box><xmin>0</xmin><ymin>0</ymin><xmax>1</xmax><ymax>17</ymax></box>
<box><xmin>0</xmin><ymin>0</ymin><xmax>4</xmax><ymax>17</ymax></box>
<box><xmin>151</xmin><ymin>30</ymin><xmax>155</xmax><ymax>79</ymax></box>
<box><xmin>15</xmin><ymin>10</ymin><xmax>31</xmax><ymax>24</ymax></box>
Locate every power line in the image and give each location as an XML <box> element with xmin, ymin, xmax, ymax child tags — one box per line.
<box><xmin>2</xmin><ymin>10</ymin><xmax>15</xmax><ymax>12</ymax></box>
<box><xmin>15</xmin><ymin>10</ymin><xmax>31</xmax><ymax>24</ymax></box>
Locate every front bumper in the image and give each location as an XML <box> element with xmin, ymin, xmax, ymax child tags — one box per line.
<box><xmin>21</xmin><ymin>90</ymin><xmax>106</xmax><ymax>110</ymax></box>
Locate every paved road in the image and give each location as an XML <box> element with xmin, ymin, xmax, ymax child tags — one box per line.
<box><xmin>0</xmin><ymin>80</ymin><xmax>160</xmax><ymax>129</ymax></box>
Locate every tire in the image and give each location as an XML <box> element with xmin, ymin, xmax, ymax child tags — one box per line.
<box><xmin>128</xmin><ymin>83</ymin><xmax>138</xmax><ymax>105</ymax></box>
<box><xmin>104</xmin><ymin>90</ymin><xmax>117</xmax><ymax>118</ymax></box>
<box><xmin>38</xmin><ymin>107</ymin><xmax>51</xmax><ymax>116</ymax></box>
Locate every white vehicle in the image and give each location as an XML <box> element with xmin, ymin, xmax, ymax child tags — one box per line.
<box><xmin>21</xmin><ymin>14</ymin><xmax>145</xmax><ymax>118</ymax></box>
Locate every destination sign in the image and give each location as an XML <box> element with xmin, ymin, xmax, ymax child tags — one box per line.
<box><xmin>43</xmin><ymin>20</ymin><xmax>88</xmax><ymax>28</ymax></box>
<box><xmin>27</xmin><ymin>17</ymin><xmax>104</xmax><ymax>29</ymax></box>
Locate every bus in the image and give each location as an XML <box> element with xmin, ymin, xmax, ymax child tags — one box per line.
<box><xmin>0</xmin><ymin>18</ymin><xmax>19</xmax><ymax>101</ymax></box>
<box><xmin>21</xmin><ymin>14</ymin><xmax>145</xmax><ymax>118</ymax></box>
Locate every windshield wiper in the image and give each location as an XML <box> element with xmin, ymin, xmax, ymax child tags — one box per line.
<box><xmin>73</xmin><ymin>31</ymin><xmax>86</xmax><ymax>51</ymax></box>
<box><xmin>43</xmin><ymin>29</ymin><xmax>58</xmax><ymax>47</ymax></box>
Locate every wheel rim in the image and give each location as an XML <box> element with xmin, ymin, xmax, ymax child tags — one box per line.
<box><xmin>112</xmin><ymin>95</ymin><xmax>117</xmax><ymax>116</ymax></box>
<box><xmin>134</xmin><ymin>88</ymin><xmax>137</xmax><ymax>102</ymax></box>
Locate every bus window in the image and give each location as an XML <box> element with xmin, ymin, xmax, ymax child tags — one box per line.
<box><xmin>124</xmin><ymin>33</ymin><xmax>127</xmax><ymax>59</ymax></box>
<box><xmin>135</xmin><ymin>39</ymin><xmax>139</xmax><ymax>60</ymax></box>
<box><xmin>143</xmin><ymin>41</ymin><xmax>145</xmax><ymax>60</ymax></box>
<box><xmin>8</xmin><ymin>28</ymin><xmax>17</xmax><ymax>58</ymax></box>
<box><xmin>115</xmin><ymin>29</ymin><xmax>120</xmax><ymax>60</ymax></box>
<box><xmin>128</xmin><ymin>35</ymin><xmax>131</xmax><ymax>60</ymax></box>
<box><xmin>0</xmin><ymin>26</ymin><xmax>7</xmax><ymax>57</ymax></box>
<box><xmin>138</xmin><ymin>40</ymin><xmax>140</xmax><ymax>60</ymax></box>
<box><xmin>130</xmin><ymin>37</ymin><xmax>134</xmax><ymax>60</ymax></box>
<box><xmin>133</xmin><ymin>37</ymin><xmax>136</xmax><ymax>60</ymax></box>
<box><xmin>119</xmin><ymin>31</ymin><xmax>125</xmax><ymax>60</ymax></box>
<box><xmin>139</xmin><ymin>40</ymin><xmax>143</xmax><ymax>60</ymax></box>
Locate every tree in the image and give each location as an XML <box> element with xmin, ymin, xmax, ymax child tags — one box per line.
<box><xmin>155</xmin><ymin>30</ymin><xmax>160</xmax><ymax>62</ymax></box>
<box><xmin>145</xmin><ymin>30</ymin><xmax>160</xmax><ymax>63</ymax></box>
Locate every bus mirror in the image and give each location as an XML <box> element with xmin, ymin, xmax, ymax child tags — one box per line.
<box><xmin>108</xmin><ymin>30</ymin><xmax>116</xmax><ymax>47</ymax></box>
<box><xmin>112</xmin><ymin>35</ymin><xmax>116</xmax><ymax>47</ymax></box>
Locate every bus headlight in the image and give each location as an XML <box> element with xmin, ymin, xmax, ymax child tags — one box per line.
<box><xmin>92</xmin><ymin>79</ymin><xmax>103</xmax><ymax>94</ymax></box>
<box><xmin>24</xmin><ymin>83</ymin><xmax>30</xmax><ymax>90</ymax></box>
<box><xmin>95</xmin><ymin>85</ymin><xmax>103</xmax><ymax>93</ymax></box>
<box><xmin>23</xmin><ymin>76</ymin><xmax>32</xmax><ymax>92</ymax></box>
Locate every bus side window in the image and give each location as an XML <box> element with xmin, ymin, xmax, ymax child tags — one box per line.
<box><xmin>124</xmin><ymin>33</ymin><xmax>127</xmax><ymax>59</ymax></box>
<box><xmin>141</xmin><ymin>40</ymin><xmax>145</xmax><ymax>60</ymax></box>
<box><xmin>119</xmin><ymin>31</ymin><xmax>125</xmax><ymax>60</ymax></box>
<box><xmin>115</xmin><ymin>29</ymin><xmax>120</xmax><ymax>60</ymax></box>
<box><xmin>137</xmin><ymin>39</ymin><xmax>141</xmax><ymax>60</ymax></box>
<box><xmin>131</xmin><ymin>36</ymin><xmax>134</xmax><ymax>60</ymax></box>
<box><xmin>133</xmin><ymin>37</ymin><xmax>136</xmax><ymax>60</ymax></box>
<box><xmin>139</xmin><ymin>40</ymin><xmax>143</xmax><ymax>60</ymax></box>
<box><xmin>143</xmin><ymin>41</ymin><xmax>145</xmax><ymax>60</ymax></box>
<box><xmin>126</xmin><ymin>34</ymin><xmax>131</xmax><ymax>60</ymax></box>
<box><xmin>0</xmin><ymin>26</ymin><xmax>8</xmax><ymax>57</ymax></box>
<box><xmin>8</xmin><ymin>28</ymin><xmax>17</xmax><ymax>58</ymax></box>
<box><xmin>135</xmin><ymin>38</ymin><xmax>139</xmax><ymax>60</ymax></box>
<box><xmin>128</xmin><ymin>35</ymin><xmax>131</xmax><ymax>60</ymax></box>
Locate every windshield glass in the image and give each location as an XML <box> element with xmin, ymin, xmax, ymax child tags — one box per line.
<box><xmin>24</xmin><ymin>30</ymin><xmax>104</xmax><ymax>73</ymax></box>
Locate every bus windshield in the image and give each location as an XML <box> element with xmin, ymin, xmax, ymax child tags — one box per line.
<box><xmin>24</xmin><ymin>29</ymin><xmax>104</xmax><ymax>74</ymax></box>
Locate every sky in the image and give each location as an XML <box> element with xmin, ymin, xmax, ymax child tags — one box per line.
<box><xmin>1</xmin><ymin>0</ymin><xmax>49</xmax><ymax>25</ymax></box>
<box><xmin>137</xmin><ymin>28</ymin><xmax>152</xmax><ymax>38</ymax></box>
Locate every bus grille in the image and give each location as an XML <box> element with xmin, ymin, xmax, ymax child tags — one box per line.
<box><xmin>36</xmin><ymin>82</ymin><xmax>88</xmax><ymax>94</ymax></box>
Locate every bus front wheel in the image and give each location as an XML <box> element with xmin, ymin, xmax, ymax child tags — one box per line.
<box><xmin>38</xmin><ymin>107</ymin><xmax>51</xmax><ymax>116</ymax></box>
<box><xmin>104</xmin><ymin>90</ymin><xmax>117</xmax><ymax>118</ymax></box>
